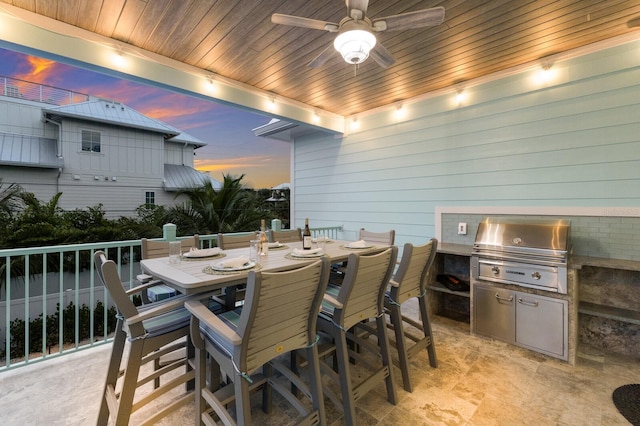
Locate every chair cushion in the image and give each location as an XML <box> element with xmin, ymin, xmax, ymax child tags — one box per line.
<box><xmin>140</xmin><ymin>307</ymin><xmax>191</xmax><ymax>338</ymax></box>
<box><xmin>199</xmin><ymin>307</ymin><xmax>243</xmax><ymax>356</ymax></box>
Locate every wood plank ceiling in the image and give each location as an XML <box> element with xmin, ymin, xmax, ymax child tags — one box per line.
<box><xmin>2</xmin><ymin>0</ymin><xmax>640</xmax><ymax>116</ymax></box>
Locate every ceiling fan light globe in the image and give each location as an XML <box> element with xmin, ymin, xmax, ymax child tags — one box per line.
<box><xmin>334</xmin><ymin>29</ymin><xmax>376</xmax><ymax>64</ymax></box>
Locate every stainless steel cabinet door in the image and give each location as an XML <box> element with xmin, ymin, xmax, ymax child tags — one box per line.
<box><xmin>473</xmin><ymin>284</ymin><xmax>515</xmax><ymax>342</ymax></box>
<box><xmin>515</xmin><ymin>293</ymin><xmax>567</xmax><ymax>358</ymax></box>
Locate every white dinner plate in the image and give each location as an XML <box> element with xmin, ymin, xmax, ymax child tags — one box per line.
<box><xmin>211</xmin><ymin>260</ymin><xmax>256</xmax><ymax>271</ymax></box>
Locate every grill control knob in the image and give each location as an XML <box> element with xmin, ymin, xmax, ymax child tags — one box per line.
<box><xmin>531</xmin><ymin>272</ymin><xmax>541</xmax><ymax>280</ymax></box>
<box><xmin>491</xmin><ymin>265</ymin><xmax>500</xmax><ymax>275</ymax></box>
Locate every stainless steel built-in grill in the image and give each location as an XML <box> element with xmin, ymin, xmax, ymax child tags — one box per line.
<box><xmin>470</xmin><ymin>217</ymin><xmax>572</xmax><ymax>361</ymax></box>
<box><xmin>471</xmin><ymin>217</ymin><xmax>571</xmax><ymax>294</ymax></box>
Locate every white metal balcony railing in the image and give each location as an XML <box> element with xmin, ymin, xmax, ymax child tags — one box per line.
<box><xmin>1</xmin><ymin>76</ymin><xmax>90</xmax><ymax>105</ymax></box>
<box><xmin>0</xmin><ymin>226</ymin><xmax>342</xmax><ymax>372</ymax></box>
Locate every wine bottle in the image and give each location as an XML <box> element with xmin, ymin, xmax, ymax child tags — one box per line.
<box><xmin>259</xmin><ymin>219</ymin><xmax>269</xmax><ymax>256</ymax></box>
<box><xmin>303</xmin><ymin>218</ymin><xmax>312</xmax><ymax>250</ymax></box>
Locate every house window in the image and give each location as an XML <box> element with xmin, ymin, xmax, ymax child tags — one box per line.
<box><xmin>81</xmin><ymin>130</ymin><xmax>101</xmax><ymax>152</ymax></box>
<box><xmin>145</xmin><ymin>191</ymin><xmax>155</xmax><ymax>205</ymax></box>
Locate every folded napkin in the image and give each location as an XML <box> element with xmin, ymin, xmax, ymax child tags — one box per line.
<box><xmin>186</xmin><ymin>247</ymin><xmax>222</xmax><ymax>257</ymax></box>
<box><xmin>292</xmin><ymin>248</ymin><xmax>323</xmax><ymax>256</ymax></box>
<box><xmin>347</xmin><ymin>240</ymin><xmax>368</xmax><ymax>248</ymax></box>
<box><xmin>215</xmin><ymin>255</ymin><xmax>250</xmax><ymax>269</ymax></box>
<box><xmin>268</xmin><ymin>241</ymin><xmax>281</xmax><ymax>248</ymax></box>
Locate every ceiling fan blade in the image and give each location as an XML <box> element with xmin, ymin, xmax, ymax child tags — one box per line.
<box><xmin>373</xmin><ymin>6</ymin><xmax>445</xmax><ymax>32</ymax></box>
<box><xmin>308</xmin><ymin>43</ymin><xmax>337</xmax><ymax>68</ymax></box>
<box><xmin>346</xmin><ymin>0</ymin><xmax>369</xmax><ymax>18</ymax></box>
<box><xmin>369</xmin><ymin>43</ymin><xmax>395</xmax><ymax>69</ymax></box>
<box><xmin>272</xmin><ymin>13</ymin><xmax>338</xmax><ymax>31</ymax></box>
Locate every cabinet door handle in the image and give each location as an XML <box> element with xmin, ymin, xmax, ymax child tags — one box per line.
<box><xmin>517</xmin><ymin>297</ymin><xmax>539</xmax><ymax>307</ymax></box>
<box><xmin>495</xmin><ymin>294</ymin><xmax>513</xmax><ymax>302</ymax></box>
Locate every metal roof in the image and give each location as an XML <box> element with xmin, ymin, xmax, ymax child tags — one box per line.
<box><xmin>167</xmin><ymin>130</ymin><xmax>206</xmax><ymax>148</ymax></box>
<box><xmin>163</xmin><ymin>164</ymin><xmax>222</xmax><ymax>191</ymax></box>
<box><xmin>42</xmin><ymin>99</ymin><xmax>180</xmax><ymax>137</ymax></box>
<box><xmin>0</xmin><ymin>132</ymin><xmax>63</xmax><ymax>168</ymax></box>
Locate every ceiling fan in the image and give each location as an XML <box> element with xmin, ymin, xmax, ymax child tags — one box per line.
<box><xmin>272</xmin><ymin>0</ymin><xmax>445</xmax><ymax>69</ymax></box>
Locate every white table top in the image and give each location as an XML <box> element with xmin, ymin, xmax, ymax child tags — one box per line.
<box><xmin>141</xmin><ymin>239</ymin><xmax>386</xmax><ymax>295</ymax></box>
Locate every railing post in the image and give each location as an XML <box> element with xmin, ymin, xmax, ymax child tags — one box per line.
<box><xmin>271</xmin><ymin>218</ymin><xmax>282</xmax><ymax>231</ymax></box>
<box><xmin>163</xmin><ymin>223</ymin><xmax>177</xmax><ymax>241</ymax></box>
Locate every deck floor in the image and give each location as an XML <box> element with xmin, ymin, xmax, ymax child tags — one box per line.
<box><xmin>1</xmin><ymin>306</ymin><xmax>637</xmax><ymax>425</ymax></box>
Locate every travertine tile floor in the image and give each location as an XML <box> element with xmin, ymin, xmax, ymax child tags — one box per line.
<box><xmin>1</xmin><ymin>308</ymin><xmax>638</xmax><ymax>425</ymax></box>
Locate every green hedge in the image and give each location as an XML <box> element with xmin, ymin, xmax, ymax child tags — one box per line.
<box><xmin>1</xmin><ymin>301</ymin><xmax>118</xmax><ymax>361</ymax></box>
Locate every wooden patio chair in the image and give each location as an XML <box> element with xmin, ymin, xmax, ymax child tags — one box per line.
<box><xmin>217</xmin><ymin>232</ymin><xmax>255</xmax><ymax>250</ymax></box>
<box><xmin>358</xmin><ymin>228</ymin><xmax>395</xmax><ymax>245</ymax></box>
<box><xmin>373</xmin><ymin>239</ymin><xmax>439</xmax><ymax>392</ymax></box>
<box><xmin>139</xmin><ymin>236</ymin><xmax>200</xmax><ymax>303</ymax></box>
<box><xmin>316</xmin><ymin>247</ymin><xmax>398</xmax><ymax>425</ymax></box>
<box><xmin>186</xmin><ymin>258</ymin><xmax>330</xmax><ymax>425</ymax></box>
<box><xmin>268</xmin><ymin>227</ymin><xmax>302</xmax><ymax>243</ymax></box>
<box><xmin>94</xmin><ymin>250</ymin><xmax>195</xmax><ymax>426</ymax></box>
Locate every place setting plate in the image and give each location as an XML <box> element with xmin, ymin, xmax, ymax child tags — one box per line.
<box><xmin>340</xmin><ymin>242</ymin><xmax>373</xmax><ymax>250</ymax></box>
<box><xmin>182</xmin><ymin>248</ymin><xmax>226</xmax><ymax>260</ymax></box>
<box><xmin>203</xmin><ymin>257</ymin><xmax>262</xmax><ymax>275</ymax></box>
<box><xmin>211</xmin><ymin>261</ymin><xmax>256</xmax><ymax>272</ymax></box>
<box><xmin>286</xmin><ymin>249</ymin><xmax>325</xmax><ymax>260</ymax></box>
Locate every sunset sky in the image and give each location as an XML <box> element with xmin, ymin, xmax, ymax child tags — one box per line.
<box><xmin>0</xmin><ymin>47</ymin><xmax>291</xmax><ymax>189</ymax></box>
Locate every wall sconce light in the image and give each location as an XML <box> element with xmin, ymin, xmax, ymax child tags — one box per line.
<box><xmin>455</xmin><ymin>88</ymin><xmax>466</xmax><ymax>105</ymax></box>
<box><xmin>349</xmin><ymin>117</ymin><xmax>360</xmax><ymax>131</ymax></box>
<box><xmin>312</xmin><ymin>112</ymin><xmax>321</xmax><ymax>124</ymax></box>
<box><xmin>205</xmin><ymin>76</ymin><xmax>217</xmax><ymax>94</ymax></box>
<box><xmin>394</xmin><ymin>104</ymin><xmax>406</xmax><ymax>119</ymax></box>
<box><xmin>112</xmin><ymin>48</ymin><xmax>126</xmax><ymax>68</ymax></box>
<box><xmin>266</xmin><ymin>96</ymin><xmax>277</xmax><ymax>112</ymax></box>
<box><xmin>535</xmin><ymin>58</ymin><xmax>556</xmax><ymax>84</ymax></box>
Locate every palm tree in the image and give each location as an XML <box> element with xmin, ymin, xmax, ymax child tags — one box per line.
<box><xmin>0</xmin><ymin>179</ymin><xmax>24</xmax><ymax>218</ymax></box>
<box><xmin>168</xmin><ymin>174</ymin><xmax>268</xmax><ymax>235</ymax></box>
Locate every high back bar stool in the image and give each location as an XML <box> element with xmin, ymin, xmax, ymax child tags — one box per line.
<box><xmin>217</xmin><ymin>232</ymin><xmax>254</xmax><ymax>250</ymax></box>
<box><xmin>316</xmin><ymin>247</ymin><xmax>398</xmax><ymax>426</ymax></box>
<box><xmin>141</xmin><ymin>235</ymin><xmax>200</xmax><ymax>259</ymax></box>
<box><xmin>358</xmin><ymin>228</ymin><xmax>396</xmax><ymax>245</ymax></box>
<box><xmin>94</xmin><ymin>251</ymin><xmax>195</xmax><ymax>426</ymax></box>
<box><xmin>216</xmin><ymin>232</ymin><xmax>256</xmax><ymax>309</ymax></box>
<box><xmin>384</xmin><ymin>239</ymin><xmax>439</xmax><ymax>392</ymax></box>
<box><xmin>139</xmin><ymin>235</ymin><xmax>200</xmax><ymax>302</ymax></box>
<box><xmin>269</xmin><ymin>227</ymin><xmax>302</xmax><ymax>243</ymax></box>
<box><xmin>186</xmin><ymin>259</ymin><xmax>330</xmax><ymax>425</ymax></box>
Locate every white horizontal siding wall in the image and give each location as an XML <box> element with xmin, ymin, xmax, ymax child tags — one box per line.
<box><xmin>0</xmin><ymin>98</ymin><xmax>58</xmax><ymax>139</ymax></box>
<box><xmin>292</xmin><ymin>40</ymin><xmax>640</xmax><ymax>248</ymax></box>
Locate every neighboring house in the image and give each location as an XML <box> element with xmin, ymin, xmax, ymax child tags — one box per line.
<box><xmin>0</xmin><ymin>77</ymin><xmax>221</xmax><ymax>218</ymax></box>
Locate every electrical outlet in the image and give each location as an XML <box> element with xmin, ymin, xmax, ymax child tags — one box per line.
<box><xmin>458</xmin><ymin>222</ymin><xmax>467</xmax><ymax>235</ymax></box>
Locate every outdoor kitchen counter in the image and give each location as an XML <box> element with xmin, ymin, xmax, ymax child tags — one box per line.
<box><xmin>572</xmin><ymin>255</ymin><xmax>640</xmax><ymax>346</ymax></box>
<box><xmin>430</xmin><ymin>245</ymin><xmax>639</xmax><ymax>359</ymax></box>
<box><xmin>571</xmin><ymin>255</ymin><xmax>640</xmax><ymax>272</ymax></box>
<box><xmin>437</xmin><ymin>242</ymin><xmax>473</xmax><ymax>256</ymax></box>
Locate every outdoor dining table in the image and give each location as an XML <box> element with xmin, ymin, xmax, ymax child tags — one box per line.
<box><xmin>140</xmin><ymin>239</ymin><xmax>386</xmax><ymax>296</ymax></box>
<box><xmin>139</xmin><ymin>238</ymin><xmax>389</xmax><ymax>395</ymax></box>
